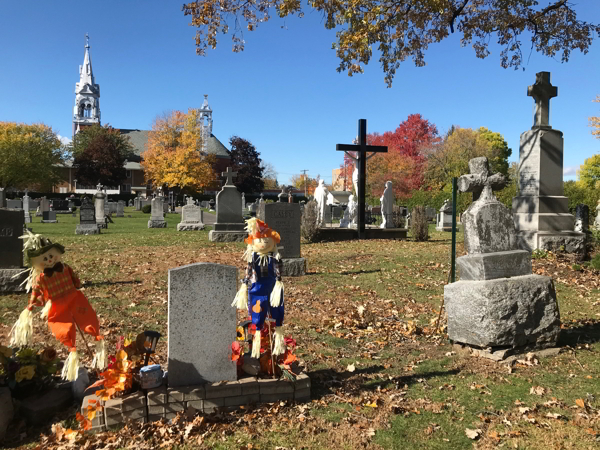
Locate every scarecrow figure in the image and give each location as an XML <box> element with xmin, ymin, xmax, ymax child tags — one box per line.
<box><xmin>10</xmin><ymin>231</ymin><xmax>105</xmax><ymax>381</ymax></box>
<box><xmin>232</xmin><ymin>218</ymin><xmax>285</xmax><ymax>359</ymax></box>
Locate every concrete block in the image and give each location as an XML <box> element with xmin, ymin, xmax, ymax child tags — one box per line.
<box><xmin>203</xmin><ymin>398</ymin><xmax>224</xmax><ymax>413</ymax></box>
<box><xmin>168</xmin><ymin>385</ymin><xmax>206</xmax><ymax>402</ymax></box>
<box><xmin>147</xmin><ymin>405</ymin><xmax>164</xmax><ymax>416</ymax></box>
<box><xmin>105</xmin><ymin>414</ymin><xmax>124</xmax><ymax>427</ymax></box>
<box><xmin>239</xmin><ymin>377</ymin><xmax>259</xmax><ymax>395</ymax></box>
<box><xmin>205</xmin><ymin>381</ymin><xmax>241</xmax><ymax>399</ymax></box>
<box><xmin>259</xmin><ymin>379</ymin><xmax>294</xmax><ymax>395</ymax></box>
<box><xmin>122</xmin><ymin>392</ymin><xmax>146</xmax><ymax>411</ymax></box>
<box><xmin>294</xmin><ymin>373</ymin><xmax>311</xmax><ymax>391</ymax></box>
<box><xmin>146</xmin><ymin>385</ymin><xmax>167</xmax><ymax>405</ymax></box>
<box><xmin>295</xmin><ymin>388</ymin><xmax>311</xmax><ymax>402</ymax></box>
<box><xmin>147</xmin><ymin>415</ymin><xmax>164</xmax><ymax>423</ymax></box>
<box><xmin>187</xmin><ymin>400</ymin><xmax>203</xmax><ymax>410</ymax></box>
<box><xmin>223</xmin><ymin>394</ymin><xmax>260</xmax><ymax>407</ymax></box>
<box><xmin>122</xmin><ymin>407</ymin><xmax>146</xmax><ymax>421</ymax></box>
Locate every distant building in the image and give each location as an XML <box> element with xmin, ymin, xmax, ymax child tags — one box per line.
<box><xmin>54</xmin><ymin>36</ymin><xmax>230</xmax><ymax>196</ymax></box>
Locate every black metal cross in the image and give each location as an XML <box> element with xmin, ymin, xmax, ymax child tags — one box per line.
<box><xmin>336</xmin><ymin>119</ymin><xmax>387</xmax><ymax>238</ymax></box>
<box><xmin>222</xmin><ymin>167</ymin><xmax>237</xmax><ymax>186</ymax></box>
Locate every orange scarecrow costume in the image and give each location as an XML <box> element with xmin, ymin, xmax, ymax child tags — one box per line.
<box><xmin>10</xmin><ymin>231</ymin><xmax>105</xmax><ymax>381</ymax></box>
<box><xmin>232</xmin><ymin>218</ymin><xmax>285</xmax><ymax>359</ymax></box>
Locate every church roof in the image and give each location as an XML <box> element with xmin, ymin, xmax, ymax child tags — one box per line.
<box><xmin>119</xmin><ymin>129</ymin><xmax>230</xmax><ymax>159</ymax></box>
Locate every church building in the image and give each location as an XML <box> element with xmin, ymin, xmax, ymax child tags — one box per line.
<box><xmin>55</xmin><ymin>36</ymin><xmax>231</xmax><ymax>196</ymax></box>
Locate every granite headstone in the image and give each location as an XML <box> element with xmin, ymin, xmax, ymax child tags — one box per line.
<box><xmin>0</xmin><ymin>209</ymin><xmax>27</xmax><ymax>292</ymax></box>
<box><xmin>167</xmin><ymin>263</ymin><xmax>237</xmax><ymax>386</ymax></box>
<box><xmin>76</xmin><ymin>198</ymin><xmax>99</xmax><ymax>235</ymax></box>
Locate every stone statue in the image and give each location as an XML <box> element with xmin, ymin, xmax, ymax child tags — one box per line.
<box><xmin>380</xmin><ymin>181</ymin><xmax>394</xmax><ymax>229</ymax></box>
<box><xmin>313</xmin><ymin>179</ymin><xmax>329</xmax><ymax>227</ymax></box>
<box><xmin>348</xmin><ymin>194</ymin><xmax>357</xmax><ymax>228</ymax></box>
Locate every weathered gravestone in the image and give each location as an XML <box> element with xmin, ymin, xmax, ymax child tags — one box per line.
<box><xmin>116</xmin><ymin>200</ymin><xmax>125</xmax><ymax>218</ymax></box>
<box><xmin>167</xmin><ymin>263</ymin><xmax>237</xmax><ymax>386</ymax></box>
<box><xmin>177</xmin><ymin>198</ymin><xmax>205</xmax><ymax>231</ymax></box>
<box><xmin>208</xmin><ymin>168</ymin><xmax>246</xmax><ymax>242</ymax></box>
<box><xmin>0</xmin><ymin>209</ymin><xmax>27</xmax><ymax>292</ymax></box>
<box><xmin>23</xmin><ymin>193</ymin><xmax>31</xmax><ymax>224</ymax></box>
<box><xmin>0</xmin><ymin>189</ymin><xmax>5</xmax><ymax>208</ymax></box>
<box><xmin>445</xmin><ymin>157</ymin><xmax>560</xmax><ymax>351</ymax></box>
<box><xmin>148</xmin><ymin>197</ymin><xmax>167</xmax><ymax>228</ymax></box>
<box><xmin>574</xmin><ymin>204</ymin><xmax>589</xmax><ymax>234</ymax></box>
<box><xmin>258</xmin><ymin>202</ymin><xmax>306</xmax><ymax>276</ymax></box>
<box><xmin>94</xmin><ymin>185</ymin><xmax>107</xmax><ymax>229</ymax></box>
<box><xmin>512</xmin><ymin>71</ymin><xmax>584</xmax><ymax>254</ymax></box>
<box><xmin>38</xmin><ymin>197</ymin><xmax>50</xmax><ymax>217</ymax></box>
<box><xmin>52</xmin><ymin>199</ymin><xmax>69</xmax><ymax>213</ymax></box>
<box><xmin>41</xmin><ymin>211</ymin><xmax>58</xmax><ymax>223</ymax></box>
<box><xmin>76</xmin><ymin>198</ymin><xmax>100</xmax><ymax>235</ymax></box>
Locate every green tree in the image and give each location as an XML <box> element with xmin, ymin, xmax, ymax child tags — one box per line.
<box><xmin>0</xmin><ymin>122</ymin><xmax>65</xmax><ymax>190</ymax></box>
<box><xmin>579</xmin><ymin>154</ymin><xmax>600</xmax><ymax>189</ymax></box>
<box><xmin>229</xmin><ymin>136</ymin><xmax>264</xmax><ymax>193</ymax></box>
<box><xmin>424</xmin><ymin>126</ymin><xmax>511</xmax><ymax>190</ymax></box>
<box><xmin>182</xmin><ymin>1</ymin><xmax>600</xmax><ymax>86</ymax></box>
<box><xmin>71</xmin><ymin>124</ymin><xmax>133</xmax><ymax>187</ymax></box>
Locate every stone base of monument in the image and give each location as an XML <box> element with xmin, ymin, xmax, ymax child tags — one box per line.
<box><xmin>457</xmin><ymin>250</ymin><xmax>531</xmax><ymax>281</ymax></box>
<box><xmin>318</xmin><ymin>227</ymin><xmax>407</xmax><ymax>241</ymax></box>
<box><xmin>96</xmin><ymin>222</ymin><xmax>107</xmax><ymax>229</ymax></box>
<box><xmin>452</xmin><ymin>343</ymin><xmax>562</xmax><ymax>362</ymax></box>
<box><xmin>208</xmin><ymin>230</ymin><xmax>246</xmax><ymax>242</ymax></box>
<box><xmin>0</xmin><ymin>269</ymin><xmax>27</xmax><ymax>293</ymax></box>
<box><xmin>55</xmin><ymin>211</ymin><xmax>73</xmax><ymax>214</ymax></box>
<box><xmin>517</xmin><ymin>230</ymin><xmax>586</xmax><ymax>255</ymax></box>
<box><xmin>82</xmin><ymin>374</ymin><xmax>311</xmax><ymax>431</ymax></box>
<box><xmin>445</xmin><ymin>275</ymin><xmax>560</xmax><ymax>349</ymax></box>
<box><xmin>24</xmin><ymin>215</ymin><xmax>31</xmax><ymax>224</ymax></box>
<box><xmin>40</xmin><ymin>219</ymin><xmax>58</xmax><ymax>223</ymax></box>
<box><xmin>435</xmin><ymin>225</ymin><xmax>458</xmax><ymax>232</ymax></box>
<box><xmin>177</xmin><ymin>222</ymin><xmax>205</xmax><ymax>231</ymax></box>
<box><xmin>75</xmin><ymin>224</ymin><xmax>100</xmax><ymax>235</ymax></box>
<box><xmin>116</xmin><ymin>213</ymin><xmax>124</xmax><ymax>218</ymax></box>
<box><xmin>282</xmin><ymin>258</ymin><xmax>306</xmax><ymax>277</ymax></box>
<box><xmin>148</xmin><ymin>219</ymin><xmax>167</xmax><ymax>228</ymax></box>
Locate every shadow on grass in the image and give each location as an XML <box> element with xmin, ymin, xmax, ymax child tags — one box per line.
<box><xmin>83</xmin><ymin>280</ymin><xmax>142</xmax><ymax>287</ymax></box>
<box><xmin>338</xmin><ymin>269</ymin><xmax>381</xmax><ymax>275</ymax></box>
<box><xmin>559</xmin><ymin>321</ymin><xmax>600</xmax><ymax>345</ymax></box>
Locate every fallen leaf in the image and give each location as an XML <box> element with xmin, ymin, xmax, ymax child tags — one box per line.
<box><xmin>465</xmin><ymin>428</ymin><xmax>481</xmax><ymax>440</ymax></box>
<box><xmin>346</xmin><ymin>363</ymin><xmax>356</xmax><ymax>372</ymax></box>
<box><xmin>575</xmin><ymin>398</ymin><xmax>586</xmax><ymax>408</ymax></box>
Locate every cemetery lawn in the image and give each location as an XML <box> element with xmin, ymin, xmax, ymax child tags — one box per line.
<box><xmin>1</xmin><ymin>208</ymin><xmax>599</xmax><ymax>450</ymax></box>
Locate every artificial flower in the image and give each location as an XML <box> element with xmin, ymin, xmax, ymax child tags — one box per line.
<box><xmin>15</xmin><ymin>365</ymin><xmax>36</xmax><ymax>382</ymax></box>
<box><xmin>41</xmin><ymin>347</ymin><xmax>57</xmax><ymax>362</ymax></box>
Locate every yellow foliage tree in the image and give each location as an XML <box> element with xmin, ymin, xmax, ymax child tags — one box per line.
<box><xmin>142</xmin><ymin>109</ymin><xmax>215</xmax><ymax>191</ymax></box>
<box><xmin>590</xmin><ymin>95</ymin><xmax>600</xmax><ymax>140</ymax></box>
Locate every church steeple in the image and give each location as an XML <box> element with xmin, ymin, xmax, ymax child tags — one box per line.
<box><xmin>199</xmin><ymin>94</ymin><xmax>213</xmax><ymax>153</ymax></box>
<box><xmin>73</xmin><ymin>33</ymin><xmax>100</xmax><ymax>137</ymax></box>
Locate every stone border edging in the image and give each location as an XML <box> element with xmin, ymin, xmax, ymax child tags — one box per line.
<box><xmin>82</xmin><ymin>374</ymin><xmax>311</xmax><ymax>432</ymax></box>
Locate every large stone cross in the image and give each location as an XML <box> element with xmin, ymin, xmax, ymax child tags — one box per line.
<box><xmin>527</xmin><ymin>71</ymin><xmax>557</xmax><ymax>129</ymax></box>
<box><xmin>336</xmin><ymin>119</ymin><xmax>388</xmax><ymax>238</ymax></box>
<box><xmin>458</xmin><ymin>157</ymin><xmax>506</xmax><ymax>201</ymax></box>
<box><xmin>222</xmin><ymin>167</ymin><xmax>237</xmax><ymax>186</ymax></box>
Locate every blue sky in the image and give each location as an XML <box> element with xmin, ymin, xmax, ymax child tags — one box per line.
<box><xmin>0</xmin><ymin>1</ymin><xmax>599</xmax><ymax>186</ymax></box>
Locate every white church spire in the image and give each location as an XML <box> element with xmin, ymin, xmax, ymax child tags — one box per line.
<box><xmin>199</xmin><ymin>94</ymin><xmax>213</xmax><ymax>153</ymax></box>
<box><xmin>73</xmin><ymin>33</ymin><xmax>100</xmax><ymax>137</ymax></box>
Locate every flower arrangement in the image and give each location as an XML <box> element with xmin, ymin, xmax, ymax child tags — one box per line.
<box><xmin>0</xmin><ymin>345</ymin><xmax>59</xmax><ymax>397</ymax></box>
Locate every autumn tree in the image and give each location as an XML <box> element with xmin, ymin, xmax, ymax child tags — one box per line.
<box><xmin>290</xmin><ymin>173</ymin><xmax>320</xmax><ymax>195</ymax></box>
<box><xmin>579</xmin><ymin>154</ymin><xmax>600</xmax><ymax>189</ymax></box>
<box><xmin>229</xmin><ymin>136</ymin><xmax>264</xmax><ymax>193</ymax></box>
<box><xmin>590</xmin><ymin>95</ymin><xmax>600</xmax><ymax>139</ymax></box>
<box><xmin>261</xmin><ymin>162</ymin><xmax>279</xmax><ymax>189</ymax></box>
<box><xmin>182</xmin><ymin>1</ymin><xmax>600</xmax><ymax>86</ymax></box>
<box><xmin>71</xmin><ymin>124</ymin><xmax>133</xmax><ymax>188</ymax></box>
<box><xmin>425</xmin><ymin>126</ymin><xmax>511</xmax><ymax>190</ymax></box>
<box><xmin>0</xmin><ymin>122</ymin><xmax>65</xmax><ymax>190</ymax></box>
<box><xmin>366</xmin><ymin>114</ymin><xmax>439</xmax><ymax>197</ymax></box>
<box><xmin>142</xmin><ymin>109</ymin><xmax>216</xmax><ymax>192</ymax></box>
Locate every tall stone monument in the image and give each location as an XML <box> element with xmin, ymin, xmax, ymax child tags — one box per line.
<box><xmin>435</xmin><ymin>200</ymin><xmax>456</xmax><ymax>232</ymax></box>
<box><xmin>512</xmin><ymin>72</ymin><xmax>584</xmax><ymax>253</ymax></box>
<box><xmin>94</xmin><ymin>184</ymin><xmax>107</xmax><ymax>229</ymax></box>
<box><xmin>23</xmin><ymin>192</ymin><xmax>31</xmax><ymax>224</ymax></box>
<box><xmin>445</xmin><ymin>158</ymin><xmax>560</xmax><ymax>351</ymax></box>
<box><xmin>0</xmin><ymin>209</ymin><xmax>27</xmax><ymax>292</ymax></box>
<box><xmin>258</xmin><ymin>202</ymin><xmax>306</xmax><ymax>276</ymax></box>
<box><xmin>208</xmin><ymin>167</ymin><xmax>246</xmax><ymax>242</ymax></box>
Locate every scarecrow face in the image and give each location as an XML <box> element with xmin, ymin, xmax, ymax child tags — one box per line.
<box><xmin>252</xmin><ymin>237</ymin><xmax>275</xmax><ymax>255</ymax></box>
<box><xmin>31</xmin><ymin>247</ymin><xmax>63</xmax><ymax>272</ymax></box>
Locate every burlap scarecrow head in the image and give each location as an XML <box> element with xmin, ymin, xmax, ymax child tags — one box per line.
<box><xmin>244</xmin><ymin>218</ymin><xmax>280</xmax><ymax>255</ymax></box>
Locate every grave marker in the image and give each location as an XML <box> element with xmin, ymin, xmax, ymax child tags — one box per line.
<box><xmin>168</xmin><ymin>263</ymin><xmax>237</xmax><ymax>386</ymax></box>
<box><xmin>76</xmin><ymin>197</ymin><xmax>99</xmax><ymax>235</ymax></box>
<box><xmin>0</xmin><ymin>208</ymin><xmax>27</xmax><ymax>292</ymax></box>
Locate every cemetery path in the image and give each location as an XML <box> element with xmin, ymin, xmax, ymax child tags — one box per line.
<box><xmin>203</xmin><ymin>211</ymin><xmax>216</xmax><ymax>225</ymax></box>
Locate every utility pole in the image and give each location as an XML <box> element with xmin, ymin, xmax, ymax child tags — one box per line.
<box><xmin>301</xmin><ymin>169</ymin><xmax>309</xmax><ymax>197</ymax></box>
